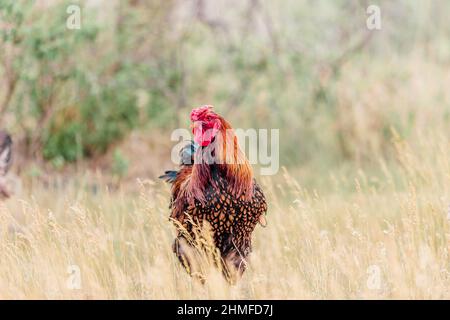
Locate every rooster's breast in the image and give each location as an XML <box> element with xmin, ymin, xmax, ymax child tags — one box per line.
<box><xmin>184</xmin><ymin>175</ymin><xmax>267</xmax><ymax>257</ymax></box>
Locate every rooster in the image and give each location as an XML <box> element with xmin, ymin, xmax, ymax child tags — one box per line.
<box><xmin>0</xmin><ymin>130</ymin><xmax>13</xmax><ymax>199</ymax></box>
<box><xmin>160</xmin><ymin>105</ymin><xmax>267</xmax><ymax>282</ymax></box>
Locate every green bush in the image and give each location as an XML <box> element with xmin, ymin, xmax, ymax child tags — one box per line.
<box><xmin>1</xmin><ymin>1</ymin><xmax>141</xmax><ymax>163</ymax></box>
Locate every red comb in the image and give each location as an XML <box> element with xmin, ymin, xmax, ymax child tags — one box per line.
<box><xmin>190</xmin><ymin>105</ymin><xmax>215</xmax><ymax>121</ymax></box>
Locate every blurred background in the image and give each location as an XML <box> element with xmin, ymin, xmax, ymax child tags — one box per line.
<box><xmin>1</xmin><ymin>0</ymin><xmax>449</xmax><ymax>189</ymax></box>
<box><xmin>0</xmin><ymin>0</ymin><xmax>449</xmax><ymax>300</ymax></box>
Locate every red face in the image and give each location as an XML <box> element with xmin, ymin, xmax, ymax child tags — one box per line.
<box><xmin>190</xmin><ymin>105</ymin><xmax>221</xmax><ymax>147</ymax></box>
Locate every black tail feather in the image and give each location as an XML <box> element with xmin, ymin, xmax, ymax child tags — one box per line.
<box><xmin>159</xmin><ymin>170</ymin><xmax>178</xmax><ymax>184</ymax></box>
<box><xmin>159</xmin><ymin>141</ymin><xmax>196</xmax><ymax>184</ymax></box>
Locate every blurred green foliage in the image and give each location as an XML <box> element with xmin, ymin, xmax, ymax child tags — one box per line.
<box><xmin>1</xmin><ymin>0</ymin><xmax>139</xmax><ymax>163</ymax></box>
<box><xmin>112</xmin><ymin>149</ymin><xmax>129</xmax><ymax>178</ymax></box>
<box><xmin>0</xmin><ymin>0</ymin><xmax>449</xmax><ymax>170</ymax></box>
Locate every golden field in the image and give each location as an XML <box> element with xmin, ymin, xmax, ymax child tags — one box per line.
<box><xmin>0</xmin><ymin>130</ymin><xmax>448</xmax><ymax>299</ymax></box>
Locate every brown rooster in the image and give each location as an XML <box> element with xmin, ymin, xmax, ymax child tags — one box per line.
<box><xmin>160</xmin><ymin>105</ymin><xmax>267</xmax><ymax>282</ymax></box>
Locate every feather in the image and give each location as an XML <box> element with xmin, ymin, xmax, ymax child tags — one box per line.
<box><xmin>179</xmin><ymin>141</ymin><xmax>197</xmax><ymax>166</ymax></box>
<box><xmin>159</xmin><ymin>141</ymin><xmax>198</xmax><ymax>184</ymax></box>
<box><xmin>159</xmin><ymin>170</ymin><xmax>178</xmax><ymax>184</ymax></box>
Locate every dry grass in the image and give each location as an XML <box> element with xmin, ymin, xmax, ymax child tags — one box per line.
<box><xmin>0</xmin><ymin>130</ymin><xmax>448</xmax><ymax>300</ymax></box>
